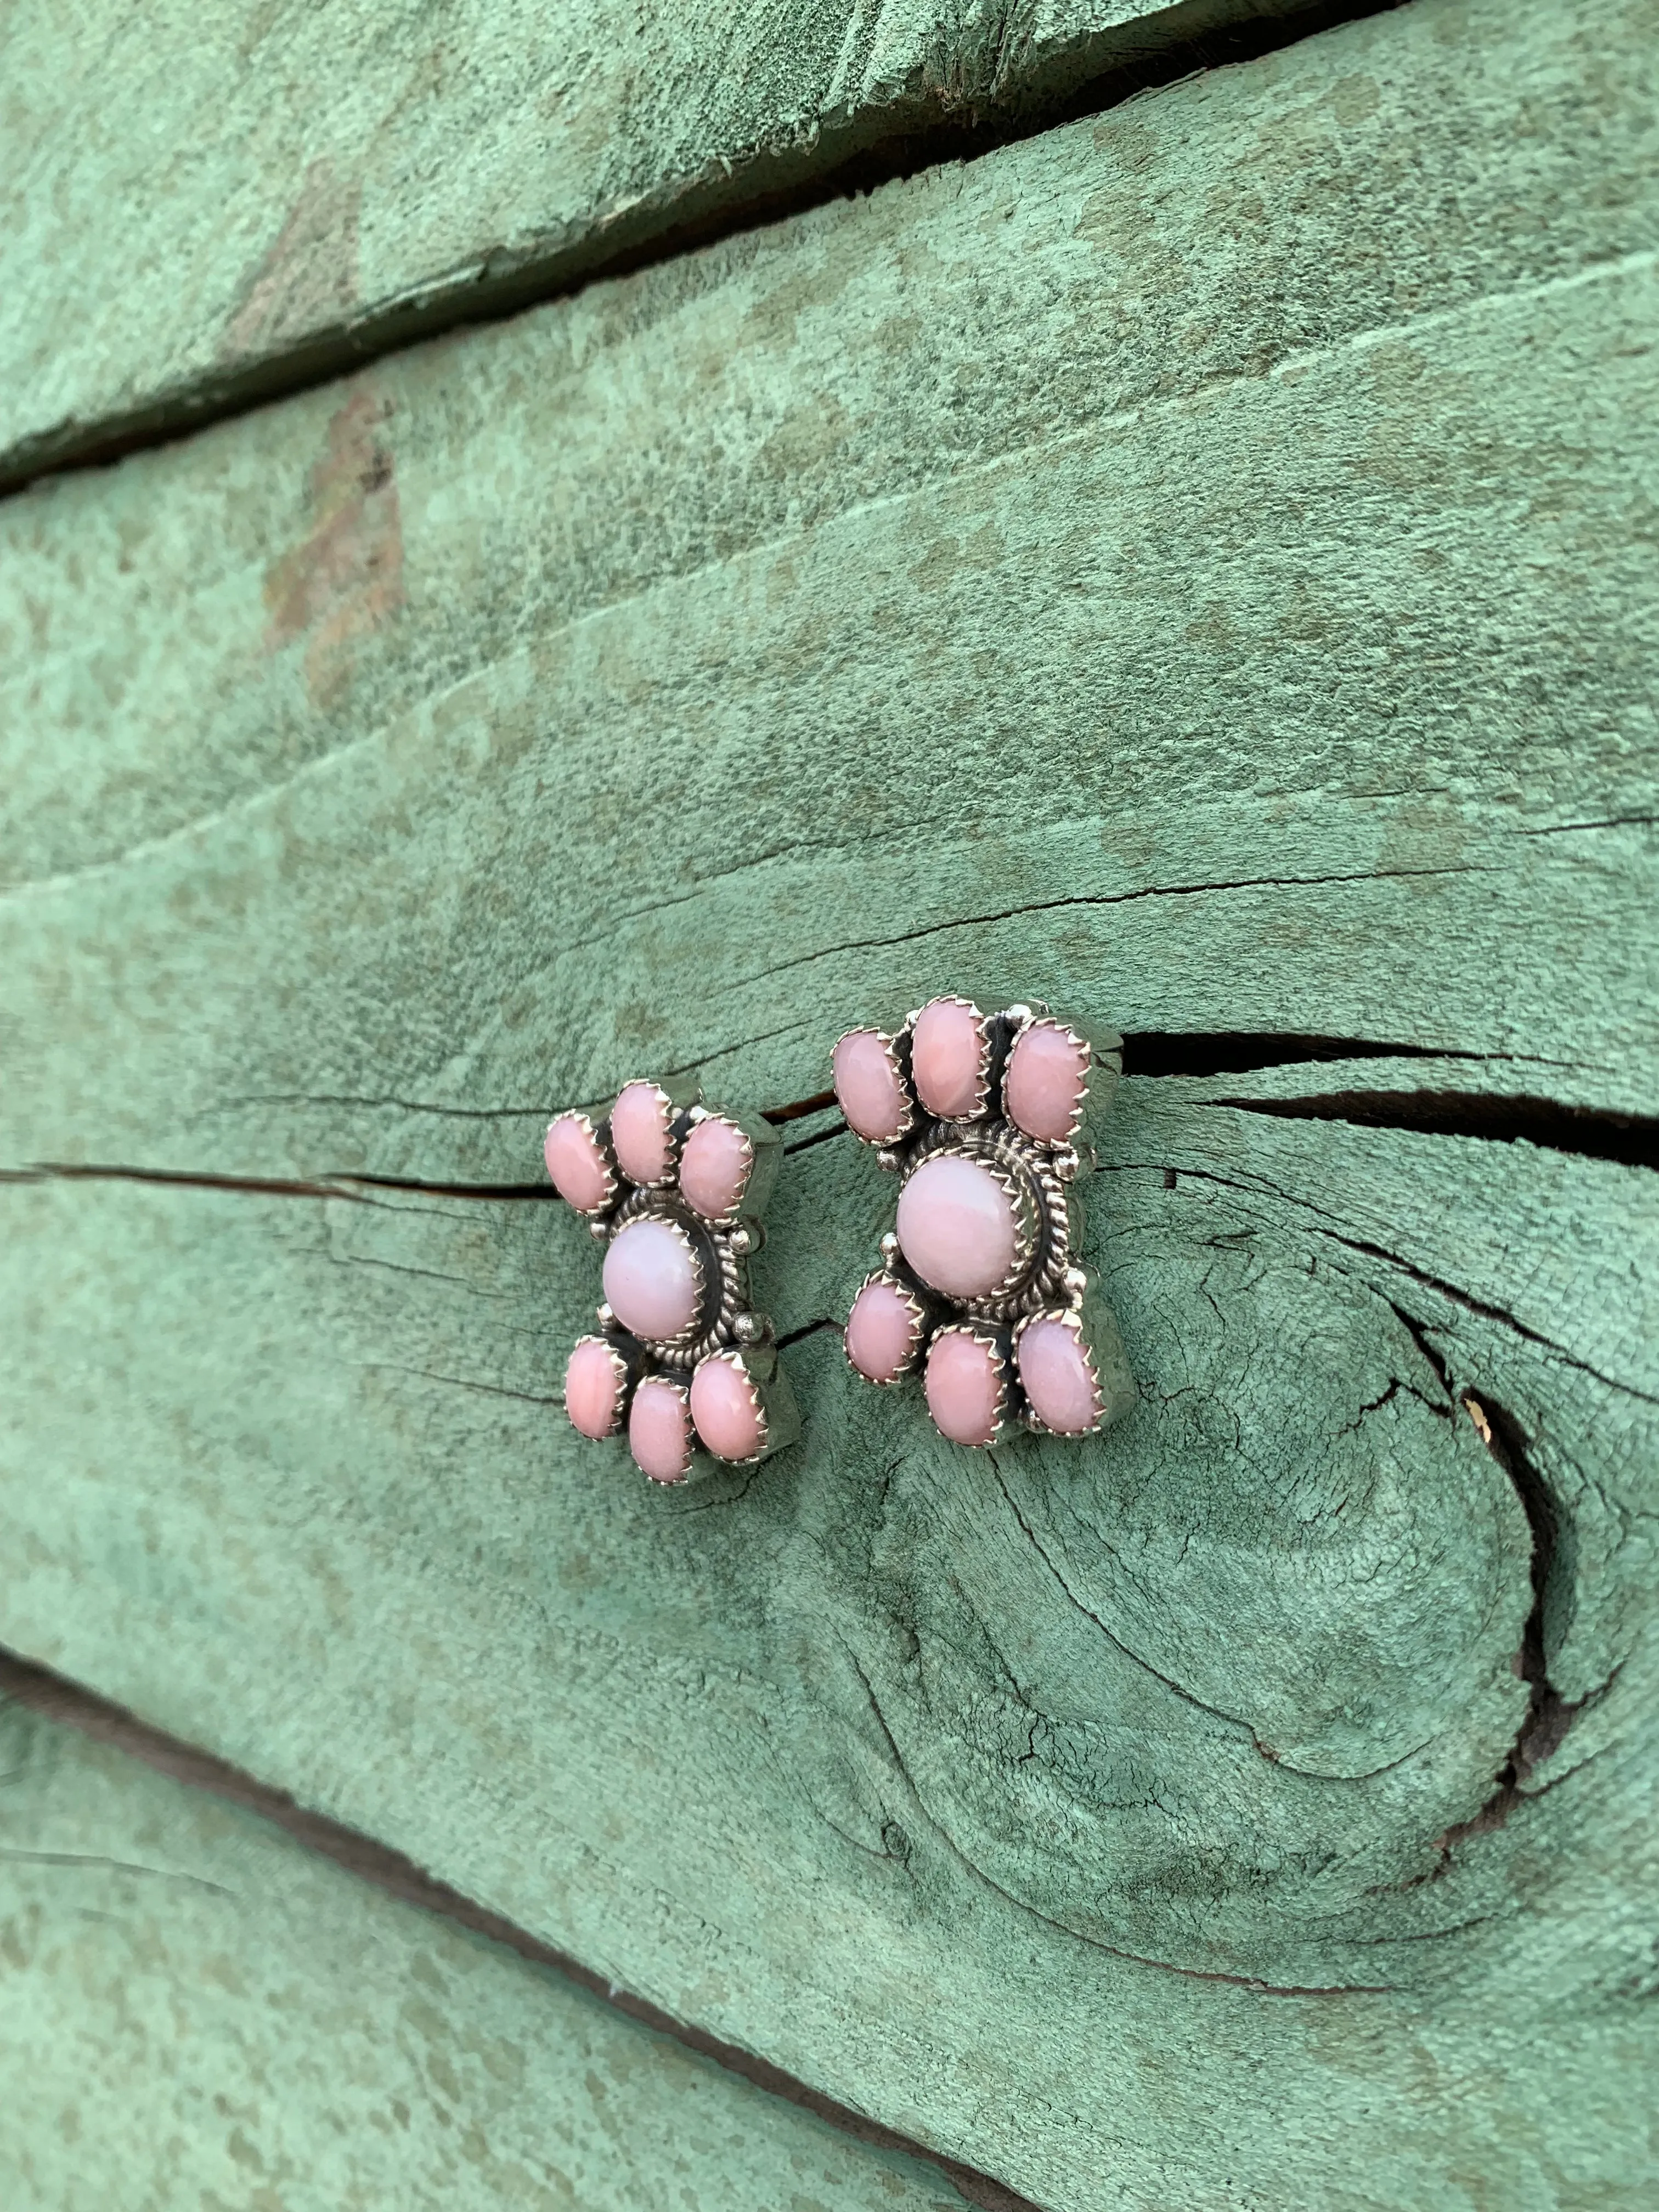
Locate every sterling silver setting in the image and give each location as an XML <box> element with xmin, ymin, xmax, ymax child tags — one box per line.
<box><xmin>545</xmin><ymin>1080</ymin><xmax>800</xmax><ymax>1483</ymax></box>
<box><xmin>836</xmin><ymin>997</ymin><xmax>1135</xmax><ymax>1444</ymax></box>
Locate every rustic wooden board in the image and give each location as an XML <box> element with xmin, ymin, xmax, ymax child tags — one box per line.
<box><xmin>2</xmin><ymin>1086</ymin><xmax>1655</xmax><ymax>2208</ymax></box>
<box><xmin>3</xmin><ymin>0</ymin><xmax>1655</xmax><ymax>1171</ymax></box>
<box><xmin>1</xmin><ymin>0</ymin><xmax>1656</xmax><ymax>2203</ymax></box>
<box><xmin>0</xmin><ymin>1700</ymin><xmax>989</xmax><ymax>2212</ymax></box>
<box><xmin>0</xmin><ymin>0</ymin><xmax>1335</xmax><ymax>489</ymax></box>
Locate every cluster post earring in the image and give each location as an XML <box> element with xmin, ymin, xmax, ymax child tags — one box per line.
<box><xmin>545</xmin><ymin>1079</ymin><xmax>799</xmax><ymax>1483</ymax></box>
<box><xmin>834</xmin><ymin>998</ymin><xmax>1135</xmax><ymax>1446</ymax></box>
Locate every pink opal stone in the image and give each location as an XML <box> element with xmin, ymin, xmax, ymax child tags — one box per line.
<box><xmin>911</xmin><ymin>997</ymin><xmax>985</xmax><ymax>1118</ymax></box>
<box><xmin>833</xmin><ymin>1030</ymin><xmax>907</xmax><ymax>1143</ymax></box>
<box><xmin>1018</xmin><ymin>1316</ymin><xmax>1102</xmax><ymax>1434</ymax></box>
<box><xmin>926</xmin><ymin>1329</ymin><xmax>1003</xmax><ymax>1446</ymax></box>
<box><xmin>602</xmin><ymin>1217</ymin><xmax>700</xmax><ymax>1341</ymax></box>
<box><xmin>895</xmin><ymin>1153</ymin><xmax>1018</xmax><ymax>1300</ymax></box>
<box><xmin>611</xmin><ymin>1081</ymin><xmax>673</xmax><ymax>1184</ymax></box>
<box><xmin>680</xmin><ymin>1116</ymin><xmax>752</xmax><ymax>1218</ymax></box>
<box><xmin>845</xmin><ymin>1278</ymin><xmax>922</xmax><ymax>1384</ymax></box>
<box><xmin>629</xmin><ymin>1377</ymin><xmax>692</xmax><ymax>1483</ymax></box>
<box><xmin>565</xmin><ymin>1337</ymin><xmax>624</xmax><ymax>1440</ymax></box>
<box><xmin>1006</xmin><ymin>1020</ymin><xmax>1090</xmax><ymax>1143</ymax></box>
<box><xmin>690</xmin><ymin>1352</ymin><xmax>765</xmax><ymax>1461</ymax></box>
<box><xmin>544</xmin><ymin>1113</ymin><xmax>612</xmax><ymax>1210</ymax></box>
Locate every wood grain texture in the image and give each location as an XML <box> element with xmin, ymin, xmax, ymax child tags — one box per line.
<box><xmin>3</xmin><ymin>0</ymin><xmax>1655</xmax><ymax>1165</ymax></box>
<box><xmin>2</xmin><ymin>1088</ymin><xmax>1655</xmax><ymax>2208</ymax></box>
<box><xmin>0</xmin><ymin>0</ymin><xmax>1337</xmax><ymax>487</ymax></box>
<box><xmin>0</xmin><ymin>1702</ymin><xmax>986</xmax><ymax>2212</ymax></box>
<box><xmin>1</xmin><ymin>0</ymin><xmax>1656</xmax><ymax>2203</ymax></box>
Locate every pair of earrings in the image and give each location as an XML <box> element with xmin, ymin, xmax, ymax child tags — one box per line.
<box><xmin>542</xmin><ymin>996</ymin><xmax>1133</xmax><ymax>1485</ymax></box>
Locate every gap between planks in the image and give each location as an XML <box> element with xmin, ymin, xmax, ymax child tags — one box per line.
<box><xmin>4</xmin><ymin>1032</ymin><xmax>1655</xmax><ymax>1206</ymax></box>
<box><xmin>0</xmin><ymin>1649</ymin><xmax>1040</xmax><ymax>2212</ymax></box>
<box><xmin>0</xmin><ymin>0</ymin><xmax>1409</xmax><ymax>501</ymax></box>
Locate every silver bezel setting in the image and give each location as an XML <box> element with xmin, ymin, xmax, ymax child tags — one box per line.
<box><xmin>908</xmin><ymin>995</ymin><xmax>992</xmax><ymax>1122</ymax></box>
<box><xmin>838</xmin><ymin>998</ymin><xmax>1131</xmax><ymax>1444</ymax></box>
<box><xmin>549</xmin><ymin>1077</ymin><xmax>795</xmax><ymax>1480</ymax></box>
<box><xmin>607</xmin><ymin>1079</ymin><xmax>682</xmax><ymax>1189</ymax></box>
<box><xmin>900</xmin><ymin>1119</ymin><xmax>1074</xmax><ymax>1319</ymax></box>
<box><xmin>831</xmin><ymin>1026</ymin><xmax>917</xmax><ymax>1147</ymax></box>
<box><xmin>629</xmin><ymin>1373</ymin><xmax>695</xmax><ymax>1485</ymax></box>
<box><xmin>1012</xmin><ymin>1305</ymin><xmax>1107</xmax><ymax>1437</ymax></box>
<box><xmin>563</xmin><ymin>1334</ymin><xmax>631</xmax><ymax>1440</ymax></box>
<box><xmin>844</xmin><ymin>1271</ymin><xmax>930</xmax><ymax>1386</ymax></box>
<box><xmin>544</xmin><ymin>1108</ymin><xmax>619</xmax><ymax>1217</ymax></box>
<box><xmin>1003</xmin><ymin>1011</ymin><xmax>1093</xmax><ymax>1148</ymax></box>
<box><xmin>606</xmin><ymin>1189</ymin><xmax>729</xmax><ymax>1367</ymax></box>
<box><xmin>924</xmin><ymin>1321</ymin><xmax>1010</xmax><ymax>1448</ymax></box>
<box><xmin>689</xmin><ymin>1347</ymin><xmax>772</xmax><ymax>1466</ymax></box>
<box><xmin>679</xmin><ymin>1113</ymin><xmax>758</xmax><ymax>1227</ymax></box>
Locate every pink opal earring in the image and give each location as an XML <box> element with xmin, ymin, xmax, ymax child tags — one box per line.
<box><xmin>834</xmin><ymin>998</ymin><xmax>1135</xmax><ymax>1447</ymax></box>
<box><xmin>544</xmin><ymin>1079</ymin><xmax>799</xmax><ymax>1484</ymax></box>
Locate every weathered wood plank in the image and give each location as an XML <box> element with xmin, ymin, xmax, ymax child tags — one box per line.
<box><xmin>0</xmin><ymin>0</ymin><xmax>1337</xmax><ymax>487</ymax></box>
<box><xmin>2</xmin><ymin>1084</ymin><xmax>1655</xmax><ymax>2207</ymax></box>
<box><xmin>0</xmin><ymin>1700</ymin><xmax>988</xmax><ymax>2212</ymax></box>
<box><xmin>2</xmin><ymin>0</ymin><xmax>1654</xmax><ymax>1181</ymax></box>
<box><xmin>1</xmin><ymin>0</ymin><xmax>1656</xmax><ymax>2203</ymax></box>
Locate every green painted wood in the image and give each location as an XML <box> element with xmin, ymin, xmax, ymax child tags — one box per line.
<box><xmin>0</xmin><ymin>0</ymin><xmax>1331</xmax><ymax>488</ymax></box>
<box><xmin>0</xmin><ymin>1701</ymin><xmax>986</xmax><ymax>2212</ymax></box>
<box><xmin>2</xmin><ymin>1086</ymin><xmax>1656</xmax><ymax>2208</ymax></box>
<box><xmin>1</xmin><ymin>0</ymin><xmax>1656</xmax><ymax>2203</ymax></box>
<box><xmin>2</xmin><ymin>0</ymin><xmax>1655</xmax><ymax>1173</ymax></box>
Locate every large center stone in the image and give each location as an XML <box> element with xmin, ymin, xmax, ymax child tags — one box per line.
<box><xmin>603</xmin><ymin>1216</ymin><xmax>701</xmax><ymax>1342</ymax></box>
<box><xmin>895</xmin><ymin>1153</ymin><xmax>1019</xmax><ymax>1301</ymax></box>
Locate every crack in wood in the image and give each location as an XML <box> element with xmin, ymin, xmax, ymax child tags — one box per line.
<box><xmin>739</xmin><ymin>865</ymin><xmax>1492</xmax><ymax>991</ymax></box>
<box><xmin>775</xmin><ymin>1317</ymin><xmax>840</xmax><ymax>1350</ymax></box>
<box><xmin>840</xmin><ymin>1646</ymin><xmax>1396</xmax><ymax>1997</ymax></box>
<box><xmin>763</xmin><ymin>1088</ymin><xmax>838</xmax><ymax>1125</ymax></box>
<box><xmin>1109</xmin><ymin>1160</ymin><xmax>1659</xmax><ymax>1408</ymax></box>
<box><xmin>1402</xmin><ymin>1390</ymin><xmax>1618</xmax><ymax>1880</ymax></box>
<box><xmin>782</xmin><ymin>1120</ymin><xmax>853</xmax><ymax>1156</ymax></box>
<box><xmin>1119</xmin><ymin>1033</ymin><xmax>1572</xmax><ymax>1080</ymax></box>
<box><xmin>1213</xmin><ymin>1090</ymin><xmax>1659</xmax><ymax>1171</ymax></box>
<box><xmin>0</xmin><ymin>1845</ymin><xmax>235</xmax><ymax>1897</ymax></box>
<box><xmin>8</xmin><ymin>1026</ymin><xmax>1647</xmax><ymax>1209</ymax></box>
<box><xmin>0</xmin><ymin>0</ymin><xmax>1412</xmax><ymax>503</ymax></box>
